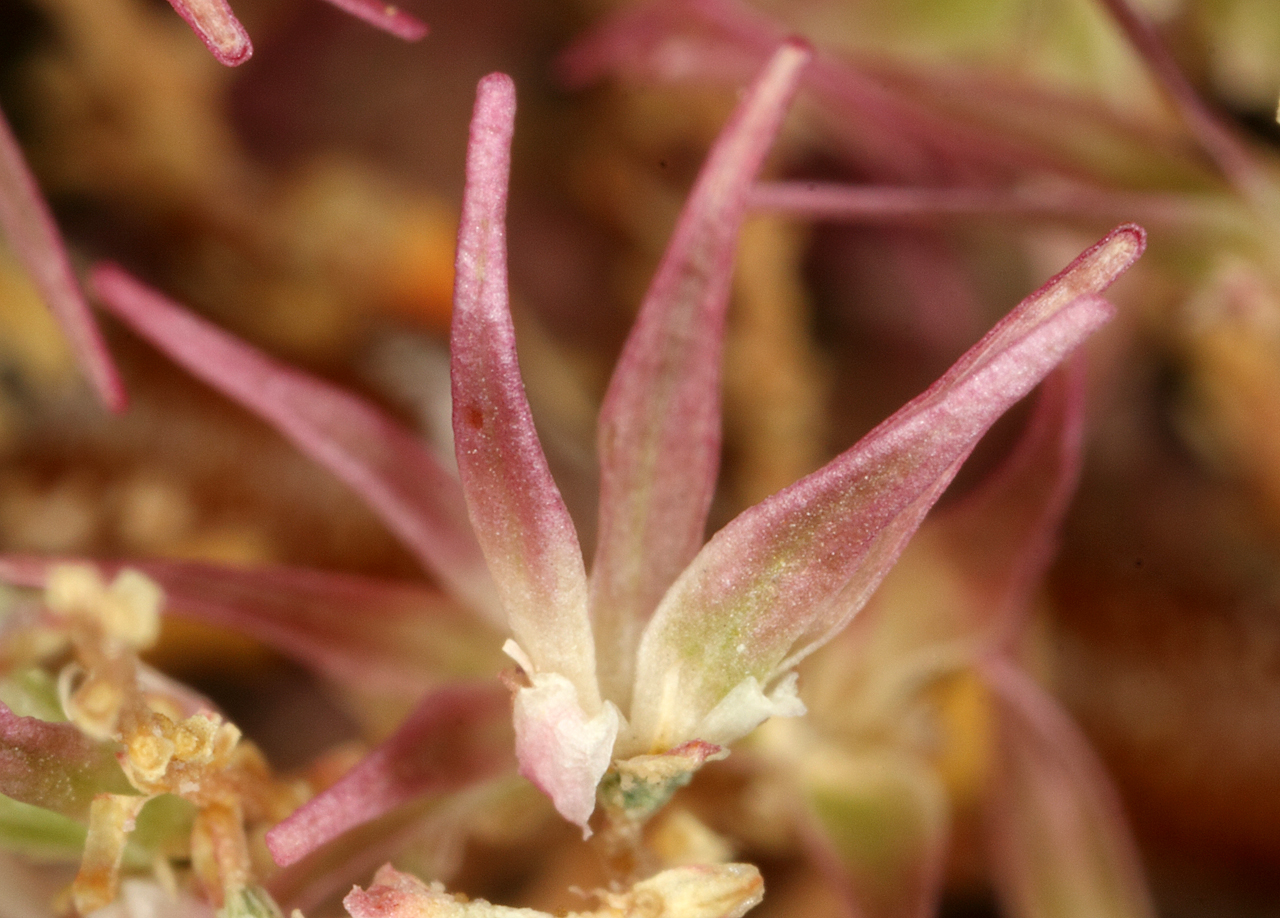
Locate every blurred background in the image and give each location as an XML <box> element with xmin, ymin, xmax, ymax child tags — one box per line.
<box><xmin>1</xmin><ymin>1</ymin><xmax>1279</xmax><ymax>916</ymax></box>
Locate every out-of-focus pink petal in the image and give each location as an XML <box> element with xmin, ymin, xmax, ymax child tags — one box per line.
<box><xmin>166</xmin><ymin>0</ymin><xmax>253</xmax><ymax>66</ymax></box>
<box><xmin>317</xmin><ymin>0</ymin><xmax>428</xmax><ymax>41</ymax></box>
<box><xmin>560</xmin><ymin>0</ymin><xmax>1066</xmax><ymax>181</ymax></box>
<box><xmin>0</xmin><ymin>107</ymin><xmax>126</xmax><ymax>412</ymax></box>
<box><xmin>801</xmin><ymin>749</ymin><xmax>950</xmax><ymax>918</ymax></box>
<box><xmin>450</xmin><ymin>75</ymin><xmax>598</xmax><ymax>706</ymax></box>
<box><xmin>982</xmin><ymin>658</ymin><xmax>1154</xmax><ymax>918</ymax></box>
<box><xmin>589</xmin><ymin>42</ymin><xmax>809</xmax><ymax>710</ymax></box>
<box><xmin>89</xmin><ymin>265</ymin><xmax>500</xmax><ymax>623</ymax></box>
<box><xmin>748</xmin><ymin>181</ymin><xmax>1219</xmax><ymax>229</ymax></box>
<box><xmin>0</xmin><ymin>555</ymin><xmax>496</xmax><ymax>697</ymax></box>
<box><xmin>265</xmin><ymin>681</ymin><xmax>512</xmax><ymax>867</ymax></box>
<box><xmin>0</xmin><ymin>702</ymin><xmax>134</xmax><ymax>821</ymax></box>
<box><xmin>1096</xmin><ymin>0</ymin><xmax>1269</xmax><ymax>206</ymax></box>
<box><xmin>628</xmin><ymin>226</ymin><xmax>1144</xmax><ymax>753</ymax></box>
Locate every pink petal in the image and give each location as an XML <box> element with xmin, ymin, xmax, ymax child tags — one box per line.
<box><xmin>870</xmin><ymin>360</ymin><xmax>1088</xmax><ymax>653</ymax></box>
<box><xmin>89</xmin><ymin>265</ymin><xmax>500</xmax><ymax>623</ymax></box>
<box><xmin>589</xmin><ymin>41</ymin><xmax>809</xmax><ymax>710</ymax></box>
<box><xmin>629</xmin><ymin>226</ymin><xmax>1144</xmax><ymax>753</ymax></box>
<box><xmin>0</xmin><ymin>107</ymin><xmax>125</xmax><ymax>412</ymax></box>
<box><xmin>982</xmin><ymin>658</ymin><xmax>1154</xmax><ymax>918</ymax></box>
<box><xmin>316</xmin><ymin>0</ymin><xmax>428</xmax><ymax>41</ymax></box>
<box><xmin>449</xmin><ymin>75</ymin><xmax>598</xmax><ymax>705</ymax></box>
<box><xmin>748</xmin><ymin>181</ymin><xmax>1213</xmax><ymax>229</ymax></box>
<box><xmin>509</xmin><ymin>671</ymin><xmax>619</xmax><ymax>833</ymax></box>
<box><xmin>560</xmin><ymin>0</ymin><xmax>1068</xmax><ymax>180</ymax></box>
<box><xmin>265</xmin><ymin>681</ymin><xmax>512</xmax><ymax>867</ymax></box>
<box><xmin>166</xmin><ymin>0</ymin><xmax>253</xmax><ymax>66</ymax></box>
<box><xmin>0</xmin><ymin>555</ymin><xmax>494</xmax><ymax>697</ymax></box>
<box><xmin>0</xmin><ymin>702</ymin><xmax>134</xmax><ymax>821</ymax></box>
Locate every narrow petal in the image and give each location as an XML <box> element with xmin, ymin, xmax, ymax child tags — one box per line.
<box><xmin>928</xmin><ymin>361</ymin><xmax>1087</xmax><ymax>646</ymax></box>
<box><xmin>982</xmin><ymin>658</ymin><xmax>1154</xmax><ymax>918</ymax></box>
<box><xmin>0</xmin><ymin>107</ymin><xmax>125</xmax><ymax>412</ymax></box>
<box><xmin>90</xmin><ymin>265</ymin><xmax>500</xmax><ymax>623</ymax></box>
<box><xmin>450</xmin><ymin>75</ymin><xmax>598</xmax><ymax>705</ymax></box>
<box><xmin>0</xmin><ymin>702</ymin><xmax>135</xmax><ymax>821</ymax></box>
<box><xmin>847</xmin><ymin>360</ymin><xmax>1088</xmax><ymax>662</ymax></box>
<box><xmin>0</xmin><ymin>555</ymin><xmax>496</xmax><ymax>697</ymax></box>
<box><xmin>265</xmin><ymin>681</ymin><xmax>512</xmax><ymax>867</ymax></box>
<box><xmin>316</xmin><ymin>0</ymin><xmax>428</xmax><ymax>41</ymax></box>
<box><xmin>166</xmin><ymin>0</ymin><xmax>253</xmax><ymax>66</ymax></box>
<box><xmin>628</xmin><ymin>226</ymin><xmax>1144</xmax><ymax>753</ymax></box>
<box><xmin>589</xmin><ymin>41</ymin><xmax>810</xmax><ymax>709</ymax></box>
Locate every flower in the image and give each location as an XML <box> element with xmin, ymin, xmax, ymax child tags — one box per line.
<box><xmin>442</xmin><ymin>54</ymin><xmax>1142</xmax><ymax>834</ymax></box>
<box><xmin>0</xmin><ymin>27</ymin><xmax>1145</xmax><ymax>918</ymax></box>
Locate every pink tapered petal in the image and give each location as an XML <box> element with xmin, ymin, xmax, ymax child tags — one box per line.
<box><xmin>0</xmin><ymin>702</ymin><xmax>134</xmax><ymax>821</ymax></box>
<box><xmin>317</xmin><ymin>0</ymin><xmax>428</xmax><ymax>41</ymax></box>
<box><xmin>0</xmin><ymin>555</ymin><xmax>495</xmax><ymax>697</ymax></box>
<box><xmin>982</xmin><ymin>658</ymin><xmax>1154</xmax><ymax>918</ymax></box>
<box><xmin>265</xmin><ymin>681</ymin><xmax>512</xmax><ymax>867</ymax></box>
<box><xmin>848</xmin><ymin>361</ymin><xmax>1088</xmax><ymax>661</ymax></box>
<box><xmin>166</xmin><ymin>0</ymin><xmax>253</xmax><ymax>65</ymax></box>
<box><xmin>0</xmin><ymin>107</ymin><xmax>126</xmax><ymax>412</ymax></box>
<box><xmin>90</xmin><ymin>265</ymin><xmax>499</xmax><ymax>623</ymax></box>
<box><xmin>450</xmin><ymin>75</ymin><xmax>597</xmax><ymax>704</ymax></box>
<box><xmin>590</xmin><ymin>42</ymin><xmax>809</xmax><ymax>710</ymax></box>
<box><xmin>628</xmin><ymin>226</ymin><xmax>1144</xmax><ymax>753</ymax></box>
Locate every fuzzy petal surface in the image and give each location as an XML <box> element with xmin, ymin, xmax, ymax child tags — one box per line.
<box><xmin>589</xmin><ymin>41</ymin><xmax>809</xmax><ymax>709</ymax></box>
<box><xmin>450</xmin><ymin>75</ymin><xmax>598</xmax><ymax>707</ymax></box>
<box><xmin>627</xmin><ymin>226</ymin><xmax>1144</xmax><ymax>754</ymax></box>
<box><xmin>0</xmin><ymin>702</ymin><xmax>135</xmax><ymax>821</ymax></box>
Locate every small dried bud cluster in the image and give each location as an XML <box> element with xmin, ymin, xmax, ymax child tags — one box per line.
<box><xmin>9</xmin><ymin>566</ymin><xmax>306</xmax><ymax>914</ymax></box>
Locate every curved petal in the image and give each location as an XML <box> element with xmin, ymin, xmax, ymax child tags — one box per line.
<box><xmin>589</xmin><ymin>41</ymin><xmax>809</xmax><ymax>709</ymax></box>
<box><xmin>627</xmin><ymin>226</ymin><xmax>1144</xmax><ymax>754</ymax></box>
<box><xmin>0</xmin><ymin>106</ymin><xmax>125</xmax><ymax>412</ymax></box>
<box><xmin>982</xmin><ymin>658</ymin><xmax>1154</xmax><ymax>918</ymax></box>
<box><xmin>449</xmin><ymin>75</ymin><xmax>597</xmax><ymax>705</ymax></box>
<box><xmin>0</xmin><ymin>702</ymin><xmax>135</xmax><ymax>821</ymax></box>
<box><xmin>90</xmin><ymin>265</ymin><xmax>500</xmax><ymax>623</ymax></box>
<box><xmin>265</xmin><ymin>681</ymin><xmax>512</xmax><ymax>867</ymax></box>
